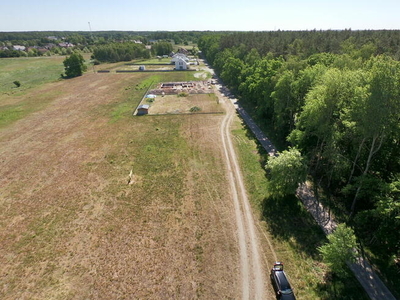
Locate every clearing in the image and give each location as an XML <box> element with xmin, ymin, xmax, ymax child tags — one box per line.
<box><xmin>140</xmin><ymin>93</ymin><xmax>222</xmax><ymax>115</ymax></box>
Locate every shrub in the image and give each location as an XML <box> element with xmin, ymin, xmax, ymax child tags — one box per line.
<box><xmin>190</xmin><ymin>106</ymin><xmax>201</xmax><ymax>112</ymax></box>
<box><xmin>178</xmin><ymin>92</ymin><xmax>189</xmax><ymax>97</ymax></box>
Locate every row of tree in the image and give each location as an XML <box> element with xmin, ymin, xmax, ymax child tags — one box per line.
<box><xmin>152</xmin><ymin>41</ymin><xmax>173</xmax><ymax>56</ymax></box>
<box><xmin>92</xmin><ymin>42</ymin><xmax>150</xmax><ymax>62</ymax></box>
<box><xmin>0</xmin><ymin>30</ymin><xmax>216</xmax><ymax>47</ymax></box>
<box><xmin>199</xmin><ymin>31</ymin><xmax>400</xmax><ymax>268</ymax></box>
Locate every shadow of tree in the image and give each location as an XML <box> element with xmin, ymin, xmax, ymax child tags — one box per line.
<box><xmin>262</xmin><ymin>194</ymin><xmax>326</xmax><ymax>259</ymax></box>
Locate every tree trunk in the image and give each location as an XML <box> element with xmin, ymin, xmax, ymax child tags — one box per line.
<box><xmin>348</xmin><ymin>137</ymin><xmax>365</xmax><ymax>184</ymax></box>
<box><xmin>350</xmin><ymin>134</ymin><xmax>384</xmax><ymax>215</ymax></box>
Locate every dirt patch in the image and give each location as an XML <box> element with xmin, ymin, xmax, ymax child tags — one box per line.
<box><xmin>149</xmin><ymin>81</ymin><xmax>213</xmax><ymax>95</ymax></box>
<box><xmin>194</xmin><ymin>72</ymin><xmax>208</xmax><ymax>79</ymax></box>
<box><xmin>141</xmin><ymin>94</ymin><xmax>223</xmax><ymax>115</ymax></box>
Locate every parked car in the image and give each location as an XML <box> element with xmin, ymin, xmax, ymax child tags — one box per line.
<box><xmin>270</xmin><ymin>262</ymin><xmax>296</xmax><ymax>300</ymax></box>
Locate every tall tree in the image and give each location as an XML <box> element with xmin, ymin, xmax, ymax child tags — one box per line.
<box><xmin>63</xmin><ymin>52</ymin><xmax>87</xmax><ymax>78</ymax></box>
<box><xmin>318</xmin><ymin>224</ymin><xmax>358</xmax><ymax>278</ymax></box>
<box><xmin>349</xmin><ymin>56</ymin><xmax>400</xmax><ymax>215</ymax></box>
<box><xmin>266</xmin><ymin>147</ymin><xmax>307</xmax><ymax>198</ymax></box>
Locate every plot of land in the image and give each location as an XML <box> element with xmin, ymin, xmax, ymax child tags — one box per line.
<box><xmin>0</xmin><ymin>71</ymin><xmax>239</xmax><ymax>299</ymax></box>
<box><xmin>141</xmin><ymin>93</ymin><xmax>223</xmax><ymax>115</ymax></box>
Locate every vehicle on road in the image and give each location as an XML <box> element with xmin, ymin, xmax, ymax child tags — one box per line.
<box><xmin>270</xmin><ymin>262</ymin><xmax>296</xmax><ymax>300</ymax></box>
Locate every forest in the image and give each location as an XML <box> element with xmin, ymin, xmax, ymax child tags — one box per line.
<box><xmin>199</xmin><ymin>29</ymin><xmax>400</xmax><ymax>282</ymax></box>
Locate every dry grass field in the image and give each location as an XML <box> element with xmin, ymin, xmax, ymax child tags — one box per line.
<box><xmin>141</xmin><ymin>94</ymin><xmax>222</xmax><ymax>115</ymax></box>
<box><xmin>0</xmin><ymin>71</ymin><xmax>239</xmax><ymax>298</ymax></box>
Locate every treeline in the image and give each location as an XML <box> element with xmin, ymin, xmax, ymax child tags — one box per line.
<box><xmin>0</xmin><ymin>46</ymin><xmax>91</xmax><ymax>58</ymax></box>
<box><xmin>0</xmin><ymin>30</ymin><xmax>220</xmax><ymax>47</ymax></box>
<box><xmin>92</xmin><ymin>42</ymin><xmax>150</xmax><ymax>62</ymax></box>
<box><xmin>200</xmin><ymin>30</ymin><xmax>400</xmax><ymax>63</ymax></box>
<box><xmin>152</xmin><ymin>41</ymin><xmax>173</xmax><ymax>56</ymax></box>
<box><xmin>199</xmin><ymin>31</ymin><xmax>400</xmax><ymax>268</ymax></box>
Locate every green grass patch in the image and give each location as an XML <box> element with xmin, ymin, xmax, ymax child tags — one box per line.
<box><xmin>0</xmin><ymin>89</ymin><xmax>62</xmax><ymax>128</ymax></box>
<box><xmin>133</xmin><ymin>58</ymin><xmax>172</xmax><ymax>64</ymax></box>
<box><xmin>0</xmin><ymin>56</ymin><xmax>65</xmax><ymax>94</ymax></box>
<box><xmin>231</xmin><ymin>119</ymin><xmax>369</xmax><ymax>299</ymax></box>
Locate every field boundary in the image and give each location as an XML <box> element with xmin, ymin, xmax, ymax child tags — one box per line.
<box><xmin>133</xmin><ymin>111</ymin><xmax>224</xmax><ymax>117</ymax></box>
<box><xmin>116</xmin><ymin>70</ymin><xmax>197</xmax><ymax>73</ymax></box>
<box><xmin>132</xmin><ymin>80</ymin><xmax>154</xmax><ymax>115</ymax></box>
<box><xmin>125</xmin><ymin>63</ymin><xmax>172</xmax><ymax>66</ymax></box>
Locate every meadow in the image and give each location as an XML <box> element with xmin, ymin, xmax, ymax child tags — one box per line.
<box><xmin>0</xmin><ymin>57</ymin><xmax>240</xmax><ymax>298</ymax></box>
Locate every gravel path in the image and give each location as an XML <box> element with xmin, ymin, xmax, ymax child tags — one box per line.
<box><xmin>217</xmin><ymin>87</ymin><xmax>268</xmax><ymax>300</ymax></box>
<box><xmin>229</xmin><ymin>91</ymin><xmax>396</xmax><ymax>300</ymax></box>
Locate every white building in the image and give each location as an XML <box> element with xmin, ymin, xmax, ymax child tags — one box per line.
<box><xmin>13</xmin><ymin>45</ymin><xmax>26</xmax><ymax>51</ymax></box>
<box><xmin>175</xmin><ymin>57</ymin><xmax>190</xmax><ymax>70</ymax></box>
<box><xmin>171</xmin><ymin>53</ymin><xmax>190</xmax><ymax>70</ymax></box>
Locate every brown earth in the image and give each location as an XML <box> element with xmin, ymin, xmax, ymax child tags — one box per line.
<box><xmin>142</xmin><ymin>94</ymin><xmax>223</xmax><ymax>115</ymax></box>
<box><xmin>0</xmin><ymin>73</ymin><xmax>239</xmax><ymax>299</ymax></box>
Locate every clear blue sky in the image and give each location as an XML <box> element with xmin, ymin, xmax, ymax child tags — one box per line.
<box><xmin>1</xmin><ymin>0</ymin><xmax>399</xmax><ymax>31</ymax></box>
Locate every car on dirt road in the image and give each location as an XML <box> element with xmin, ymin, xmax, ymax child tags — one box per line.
<box><xmin>270</xmin><ymin>262</ymin><xmax>296</xmax><ymax>300</ymax></box>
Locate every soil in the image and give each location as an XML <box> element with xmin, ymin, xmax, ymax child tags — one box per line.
<box><xmin>142</xmin><ymin>94</ymin><xmax>222</xmax><ymax>115</ymax></box>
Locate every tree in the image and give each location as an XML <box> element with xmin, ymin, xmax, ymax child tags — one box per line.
<box><xmin>348</xmin><ymin>56</ymin><xmax>400</xmax><ymax>215</ymax></box>
<box><xmin>63</xmin><ymin>52</ymin><xmax>87</xmax><ymax>78</ymax></box>
<box><xmin>318</xmin><ymin>224</ymin><xmax>358</xmax><ymax>277</ymax></box>
<box><xmin>153</xmin><ymin>41</ymin><xmax>173</xmax><ymax>56</ymax></box>
<box><xmin>220</xmin><ymin>57</ymin><xmax>244</xmax><ymax>90</ymax></box>
<box><xmin>266</xmin><ymin>147</ymin><xmax>307</xmax><ymax>198</ymax></box>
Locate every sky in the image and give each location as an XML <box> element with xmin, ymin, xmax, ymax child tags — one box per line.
<box><xmin>1</xmin><ymin>0</ymin><xmax>399</xmax><ymax>32</ymax></box>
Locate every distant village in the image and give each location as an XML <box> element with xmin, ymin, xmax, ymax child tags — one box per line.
<box><xmin>0</xmin><ymin>35</ymin><xmax>149</xmax><ymax>57</ymax></box>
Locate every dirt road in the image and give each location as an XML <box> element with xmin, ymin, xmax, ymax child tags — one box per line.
<box><xmin>217</xmin><ymin>87</ymin><xmax>268</xmax><ymax>299</ymax></box>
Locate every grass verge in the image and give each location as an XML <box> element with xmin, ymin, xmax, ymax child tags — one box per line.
<box><xmin>231</xmin><ymin>118</ymin><xmax>369</xmax><ymax>300</ymax></box>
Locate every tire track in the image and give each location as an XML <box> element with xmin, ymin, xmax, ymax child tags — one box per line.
<box><xmin>219</xmin><ymin>97</ymin><xmax>267</xmax><ymax>299</ymax></box>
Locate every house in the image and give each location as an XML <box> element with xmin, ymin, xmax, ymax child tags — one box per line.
<box><xmin>177</xmin><ymin>47</ymin><xmax>189</xmax><ymax>55</ymax></box>
<box><xmin>174</xmin><ymin>57</ymin><xmax>189</xmax><ymax>70</ymax></box>
<box><xmin>13</xmin><ymin>45</ymin><xmax>26</xmax><ymax>51</ymax></box>
<box><xmin>58</xmin><ymin>42</ymin><xmax>74</xmax><ymax>48</ymax></box>
<box><xmin>171</xmin><ymin>53</ymin><xmax>190</xmax><ymax>70</ymax></box>
<box><xmin>137</xmin><ymin>104</ymin><xmax>150</xmax><ymax>115</ymax></box>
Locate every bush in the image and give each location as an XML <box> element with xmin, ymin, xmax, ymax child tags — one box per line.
<box><xmin>178</xmin><ymin>92</ymin><xmax>189</xmax><ymax>97</ymax></box>
<box><xmin>190</xmin><ymin>106</ymin><xmax>201</xmax><ymax>112</ymax></box>
<box><xmin>13</xmin><ymin>80</ymin><xmax>21</xmax><ymax>88</ymax></box>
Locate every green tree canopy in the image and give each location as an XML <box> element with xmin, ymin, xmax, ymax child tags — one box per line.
<box><xmin>318</xmin><ymin>224</ymin><xmax>358</xmax><ymax>278</ymax></box>
<box><xmin>266</xmin><ymin>147</ymin><xmax>307</xmax><ymax>198</ymax></box>
<box><xmin>63</xmin><ymin>52</ymin><xmax>87</xmax><ymax>78</ymax></box>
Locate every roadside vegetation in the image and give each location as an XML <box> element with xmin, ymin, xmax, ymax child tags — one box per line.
<box><xmin>231</xmin><ymin>120</ymin><xmax>368</xmax><ymax>299</ymax></box>
<box><xmin>200</xmin><ymin>30</ymin><xmax>400</xmax><ymax>298</ymax></box>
